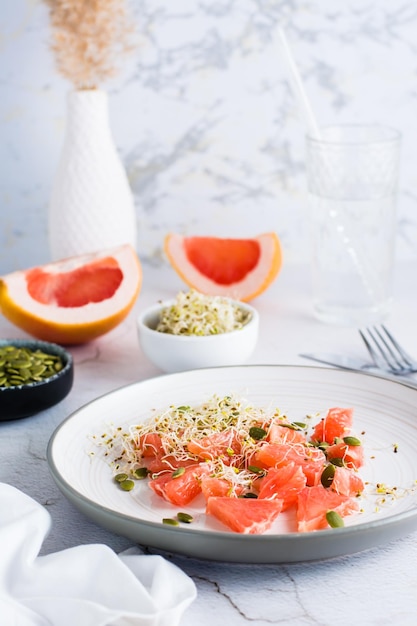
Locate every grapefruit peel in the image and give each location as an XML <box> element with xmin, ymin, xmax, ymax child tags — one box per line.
<box><xmin>164</xmin><ymin>232</ymin><xmax>282</xmax><ymax>301</ymax></box>
<box><xmin>0</xmin><ymin>245</ymin><xmax>142</xmax><ymax>345</ymax></box>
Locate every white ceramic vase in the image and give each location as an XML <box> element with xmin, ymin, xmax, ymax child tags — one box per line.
<box><xmin>48</xmin><ymin>89</ymin><xmax>137</xmax><ymax>260</ymax></box>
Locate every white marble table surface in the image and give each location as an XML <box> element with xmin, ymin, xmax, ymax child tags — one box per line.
<box><xmin>1</xmin><ymin>260</ymin><xmax>417</xmax><ymax>626</ymax></box>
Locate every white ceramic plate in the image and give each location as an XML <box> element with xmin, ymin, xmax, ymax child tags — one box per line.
<box><xmin>47</xmin><ymin>365</ymin><xmax>417</xmax><ymax>563</ymax></box>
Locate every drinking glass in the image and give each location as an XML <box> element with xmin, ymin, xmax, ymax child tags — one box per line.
<box><xmin>306</xmin><ymin>124</ymin><xmax>401</xmax><ymax>326</ymax></box>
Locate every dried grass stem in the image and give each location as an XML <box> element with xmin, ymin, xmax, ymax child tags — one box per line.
<box><xmin>44</xmin><ymin>0</ymin><xmax>135</xmax><ymax>90</ymax></box>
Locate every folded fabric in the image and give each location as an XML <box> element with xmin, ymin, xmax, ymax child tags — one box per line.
<box><xmin>0</xmin><ymin>483</ymin><xmax>196</xmax><ymax>626</ymax></box>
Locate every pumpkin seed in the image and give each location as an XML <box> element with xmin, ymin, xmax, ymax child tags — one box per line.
<box><xmin>30</xmin><ymin>365</ymin><xmax>47</xmax><ymax>376</ymax></box>
<box><xmin>163</xmin><ymin>518</ymin><xmax>180</xmax><ymax>526</ymax></box>
<box><xmin>177</xmin><ymin>512</ymin><xmax>193</xmax><ymax>523</ymax></box>
<box><xmin>0</xmin><ymin>345</ymin><xmax>65</xmax><ymax>388</ymax></box>
<box><xmin>133</xmin><ymin>467</ymin><xmax>149</xmax><ymax>479</ymax></box>
<box><xmin>326</xmin><ymin>510</ymin><xmax>344</xmax><ymax>528</ymax></box>
<box><xmin>119</xmin><ymin>479</ymin><xmax>135</xmax><ymax>491</ymax></box>
<box><xmin>329</xmin><ymin>457</ymin><xmax>345</xmax><ymax>467</ymax></box>
<box><xmin>114</xmin><ymin>473</ymin><xmax>129</xmax><ymax>483</ymax></box>
<box><xmin>249</xmin><ymin>426</ymin><xmax>267</xmax><ymax>440</ymax></box>
<box><xmin>320</xmin><ymin>464</ymin><xmax>336</xmax><ymax>488</ymax></box>
<box><xmin>9</xmin><ymin>377</ymin><xmax>25</xmax><ymax>385</ymax></box>
<box><xmin>343</xmin><ymin>436</ymin><xmax>361</xmax><ymax>446</ymax></box>
<box><xmin>280</xmin><ymin>421</ymin><xmax>306</xmax><ymax>431</ymax></box>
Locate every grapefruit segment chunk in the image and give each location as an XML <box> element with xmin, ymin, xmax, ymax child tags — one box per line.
<box><xmin>325</xmin><ymin>441</ymin><xmax>365</xmax><ymax>470</ymax></box>
<box><xmin>297</xmin><ymin>485</ymin><xmax>360</xmax><ymax>532</ymax></box>
<box><xmin>164</xmin><ymin>232</ymin><xmax>282</xmax><ymax>301</ymax></box>
<box><xmin>200</xmin><ymin>476</ymin><xmax>244</xmax><ymax>499</ymax></box>
<box><xmin>253</xmin><ymin>442</ymin><xmax>326</xmax><ymax>486</ymax></box>
<box><xmin>257</xmin><ymin>464</ymin><xmax>307</xmax><ymax>510</ymax></box>
<box><xmin>187</xmin><ymin>430</ymin><xmax>241</xmax><ymax>462</ymax></box>
<box><xmin>149</xmin><ymin>464</ymin><xmax>208</xmax><ymax>506</ymax></box>
<box><xmin>0</xmin><ymin>245</ymin><xmax>142</xmax><ymax>345</ymax></box>
<box><xmin>331</xmin><ymin>466</ymin><xmax>364</xmax><ymax>497</ymax></box>
<box><xmin>206</xmin><ymin>496</ymin><xmax>283</xmax><ymax>534</ymax></box>
<box><xmin>311</xmin><ymin>407</ymin><xmax>354</xmax><ymax>445</ymax></box>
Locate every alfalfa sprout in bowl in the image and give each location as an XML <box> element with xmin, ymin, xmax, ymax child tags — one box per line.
<box><xmin>137</xmin><ymin>290</ymin><xmax>259</xmax><ymax>373</ymax></box>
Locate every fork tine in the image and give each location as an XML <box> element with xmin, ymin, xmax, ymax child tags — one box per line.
<box><xmin>359</xmin><ymin>329</ymin><xmax>379</xmax><ymax>364</ymax></box>
<box><xmin>359</xmin><ymin>325</ymin><xmax>417</xmax><ymax>375</ymax></box>
<box><xmin>379</xmin><ymin>324</ymin><xmax>416</xmax><ymax>367</ymax></box>
<box><xmin>372</xmin><ymin>326</ymin><xmax>406</xmax><ymax>370</ymax></box>
<box><xmin>359</xmin><ymin>327</ymin><xmax>399</xmax><ymax>372</ymax></box>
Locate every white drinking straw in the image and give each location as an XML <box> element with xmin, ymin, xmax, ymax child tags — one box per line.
<box><xmin>277</xmin><ymin>27</ymin><xmax>381</xmax><ymax>304</ymax></box>
<box><xmin>278</xmin><ymin>28</ymin><xmax>321</xmax><ymax>140</ymax></box>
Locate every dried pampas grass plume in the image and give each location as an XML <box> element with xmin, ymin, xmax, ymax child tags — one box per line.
<box><xmin>44</xmin><ymin>0</ymin><xmax>136</xmax><ymax>90</ymax></box>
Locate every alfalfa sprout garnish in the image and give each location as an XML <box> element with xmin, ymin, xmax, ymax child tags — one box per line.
<box><xmin>155</xmin><ymin>289</ymin><xmax>251</xmax><ymax>336</ymax></box>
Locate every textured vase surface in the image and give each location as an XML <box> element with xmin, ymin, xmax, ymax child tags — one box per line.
<box><xmin>48</xmin><ymin>89</ymin><xmax>137</xmax><ymax>260</ymax></box>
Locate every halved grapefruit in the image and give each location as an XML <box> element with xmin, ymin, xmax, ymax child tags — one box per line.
<box><xmin>164</xmin><ymin>232</ymin><xmax>282</xmax><ymax>301</ymax></box>
<box><xmin>0</xmin><ymin>245</ymin><xmax>142</xmax><ymax>345</ymax></box>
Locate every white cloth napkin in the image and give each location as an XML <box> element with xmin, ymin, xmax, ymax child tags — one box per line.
<box><xmin>0</xmin><ymin>483</ymin><xmax>196</xmax><ymax>626</ymax></box>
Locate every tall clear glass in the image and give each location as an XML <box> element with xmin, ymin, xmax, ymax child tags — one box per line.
<box><xmin>306</xmin><ymin>124</ymin><xmax>401</xmax><ymax>326</ymax></box>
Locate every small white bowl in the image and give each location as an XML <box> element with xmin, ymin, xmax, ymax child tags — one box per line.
<box><xmin>137</xmin><ymin>299</ymin><xmax>259</xmax><ymax>373</ymax></box>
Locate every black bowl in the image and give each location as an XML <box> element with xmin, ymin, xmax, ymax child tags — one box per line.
<box><xmin>0</xmin><ymin>339</ymin><xmax>74</xmax><ymax>421</ymax></box>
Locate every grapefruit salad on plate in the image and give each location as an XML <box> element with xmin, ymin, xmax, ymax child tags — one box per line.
<box><xmin>48</xmin><ymin>365</ymin><xmax>417</xmax><ymax>562</ymax></box>
<box><xmin>91</xmin><ymin>393</ymin><xmax>367</xmax><ymax>535</ymax></box>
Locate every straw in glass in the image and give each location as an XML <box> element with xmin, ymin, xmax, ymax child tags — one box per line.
<box><xmin>277</xmin><ymin>27</ymin><xmax>384</xmax><ymax>305</ymax></box>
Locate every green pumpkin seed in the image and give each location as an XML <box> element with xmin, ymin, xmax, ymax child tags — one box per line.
<box><xmin>9</xmin><ymin>377</ymin><xmax>25</xmax><ymax>385</ymax></box>
<box><xmin>281</xmin><ymin>421</ymin><xmax>306</xmax><ymax>431</ymax></box>
<box><xmin>0</xmin><ymin>345</ymin><xmax>65</xmax><ymax>388</ymax></box>
<box><xmin>177</xmin><ymin>512</ymin><xmax>193</xmax><ymax>523</ymax></box>
<box><xmin>343</xmin><ymin>436</ymin><xmax>361</xmax><ymax>446</ymax></box>
<box><xmin>329</xmin><ymin>457</ymin><xmax>345</xmax><ymax>467</ymax></box>
<box><xmin>163</xmin><ymin>518</ymin><xmax>180</xmax><ymax>526</ymax></box>
<box><xmin>114</xmin><ymin>473</ymin><xmax>129</xmax><ymax>483</ymax></box>
<box><xmin>320</xmin><ymin>464</ymin><xmax>336</xmax><ymax>488</ymax></box>
<box><xmin>249</xmin><ymin>426</ymin><xmax>267</xmax><ymax>440</ymax></box>
<box><xmin>326</xmin><ymin>510</ymin><xmax>344</xmax><ymax>528</ymax></box>
<box><xmin>13</xmin><ymin>359</ymin><xmax>31</xmax><ymax>368</ymax></box>
<box><xmin>119</xmin><ymin>479</ymin><xmax>135</xmax><ymax>491</ymax></box>
<box><xmin>30</xmin><ymin>365</ymin><xmax>47</xmax><ymax>376</ymax></box>
<box><xmin>134</xmin><ymin>467</ymin><xmax>149</xmax><ymax>479</ymax></box>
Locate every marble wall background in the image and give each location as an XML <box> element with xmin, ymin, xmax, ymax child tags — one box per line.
<box><xmin>1</xmin><ymin>0</ymin><xmax>417</xmax><ymax>275</ymax></box>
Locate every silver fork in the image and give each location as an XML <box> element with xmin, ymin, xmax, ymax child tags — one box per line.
<box><xmin>359</xmin><ymin>325</ymin><xmax>417</xmax><ymax>375</ymax></box>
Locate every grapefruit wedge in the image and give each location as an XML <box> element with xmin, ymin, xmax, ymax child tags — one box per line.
<box><xmin>0</xmin><ymin>245</ymin><xmax>142</xmax><ymax>345</ymax></box>
<box><xmin>164</xmin><ymin>232</ymin><xmax>282</xmax><ymax>301</ymax></box>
